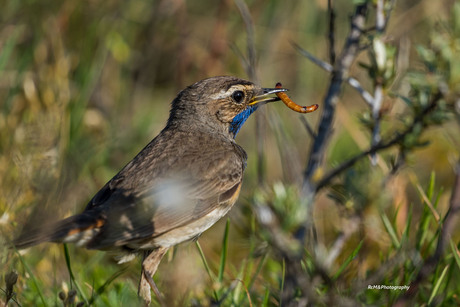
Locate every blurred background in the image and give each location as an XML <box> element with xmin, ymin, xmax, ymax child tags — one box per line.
<box><xmin>1</xmin><ymin>0</ymin><xmax>459</xmax><ymax>306</ymax></box>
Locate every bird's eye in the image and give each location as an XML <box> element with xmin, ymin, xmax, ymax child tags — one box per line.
<box><xmin>232</xmin><ymin>90</ymin><xmax>245</xmax><ymax>103</ymax></box>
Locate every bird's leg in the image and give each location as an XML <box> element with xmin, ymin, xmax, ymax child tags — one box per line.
<box><xmin>138</xmin><ymin>247</ymin><xmax>169</xmax><ymax>306</ymax></box>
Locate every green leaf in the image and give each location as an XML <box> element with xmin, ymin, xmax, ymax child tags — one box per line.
<box><xmin>0</xmin><ymin>28</ymin><xmax>21</xmax><ymax>72</ymax></box>
<box><xmin>232</xmin><ymin>259</ymin><xmax>246</xmax><ymax>304</ymax></box>
<box><xmin>248</xmin><ymin>252</ymin><xmax>268</xmax><ymax>292</ymax></box>
<box><xmin>381</xmin><ymin>213</ymin><xmax>401</xmax><ymax>249</ymax></box>
<box><xmin>450</xmin><ymin>240</ymin><xmax>460</xmax><ymax>270</ymax></box>
<box><xmin>218</xmin><ymin>219</ymin><xmax>230</xmax><ymax>283</ymax></box>
<box><xmin>262</xmin><ymin>288</ymin><xmax>270</xmax><ymax>307</ymax></box>
<box><xmin>333</xmin><ymin>240</ymin><xmax>364</xmax><ymax>280</ymax></box>
<box><xmin>280</xmin><ymin>258</ymin><xmax>286</xmax><ymax>304</ymax></box>
<box><xmin>88</xmin><ymin>267</ymin><xmax>128</xmax><ymax>305</ymax></box>
<box><xmin>401</xmin><ymin>203</ymin><xmax>413</xmax><ymax>246</ymax></box>
<box><xmin>14</xmin><ymin>247</ymin><xmax>48</xmax><ymax>306</ymax></box>
<box><xmin>427</xmin><ymin>172</ymin><xmax>436</xmax><ymax>199</ymax></box>
<box><xmin>428</xmin><ymin>265</ymin><xmax>449</xmax><ymax>304</ymax></box>
<box><xmin>195</xmin><ymin>241</ymin><xmax>218</xmax><ymax>301</ymax></box>
<box><xmin>63</xmin><ymin>244</ymin><xmax>88</xmax><ymax>303</ymax></box>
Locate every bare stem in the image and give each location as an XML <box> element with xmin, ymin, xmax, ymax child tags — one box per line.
<box><xmin>370</xmin><ymin>0</ymin><xmax>386</xmax><ymax>165</ymax></box>
<box><xmin>302</xmin><ymin>4</ymin><xmax>369</xmax><ymax>196</ymax></box>
<box><xmin>370</xmin><ymin>83</ymin><xmax>383</xmax><ymax>165</ymax></box>
<box><xmin>328</xmin><ymin>0</ymin><xmax>336</xmax><ymax>65</ymax></box>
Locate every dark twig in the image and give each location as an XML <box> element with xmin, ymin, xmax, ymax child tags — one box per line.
<box><xmin>302</xmin><ymin>4</ymin><xmax>369</xmax><ymax>195</ymax></box>
<box><xmin>327</xmin><ymin>0</ymin><xmax>336</xmax><ymax>65</ymax></box>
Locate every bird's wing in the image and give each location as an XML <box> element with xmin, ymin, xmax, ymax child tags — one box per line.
<box><xmin>84</xmin><ymin>144</ymin><xmax>245</xmax><ymax>250</ymax></box>
<box><xmin>13</xmin><ymin>132</ymin><xmax>246</xmax><ymax>251</ymax></box>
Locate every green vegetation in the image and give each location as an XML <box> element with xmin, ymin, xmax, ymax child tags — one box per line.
<box><xmin>2</xmin><ymin>0</ymin><xmax>460</xmax><ymax>306</ymax></box>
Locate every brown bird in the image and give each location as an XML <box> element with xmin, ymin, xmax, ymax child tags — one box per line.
<box><xmin>14</xmin><ymin>76</ymin><xmax>287</xmax><ymax>304</ymax></box>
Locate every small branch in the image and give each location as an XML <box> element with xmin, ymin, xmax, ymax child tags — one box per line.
<box><xmin>370</xmin><ymin>83</ymin><xmax>383</xmax><ymax>165</ymax></box>
<box><xmin>376</xmin><ymin>0</ymin><xmax>385</xmax><ymax>33</ymax></box>
<box><xmin>347</xmin><ymin>77</ymin><xmax>374</xmax><ymax>105</ymax></box>
<box><xmin>292</xmin><ymin>42</ymin><xmax>333</xmax><ymax>72</ymax></box>
<box><xmin>435</xmin><ymin>162</ymin><xmax>460</xmax><ymax>262</ymax></box>
<box><xmin>370</xmin><ymin>0</ymin><xmax>386</xmax><ymax>165</ymax></box>
<box><xmin>315</xmin><ymin>91</ymin><xmax>442</xmax><ymax>191</ymax></box>
<box><xmin>327</xmin><ymin>0</ymin><xmax>336</xmax><ymax>65</ymax></box>
<box><xmin>303</xmin><ymin>4</ymin><xmax>369</xmax><ymax>196</ymax></box>
<box><xmin>293</xmin><ymin>42</ymin><xmax>375</xmax><ymax>106</ymax></box>
<box><xmin>299</xmin><ymin>116</ymin><xmax>317</xmax><ymax>139</ymax></box>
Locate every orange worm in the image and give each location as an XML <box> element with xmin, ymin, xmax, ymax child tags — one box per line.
<box><xmin>276</xmin><ymin>82</ymin><xmax>319</xmax><ymax>113</ymax></box>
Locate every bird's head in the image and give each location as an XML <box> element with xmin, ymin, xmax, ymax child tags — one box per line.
<box><xmin>167</xmin><ymin>76</ymin><xmax>287</xmax><ymax>138</ymax></box>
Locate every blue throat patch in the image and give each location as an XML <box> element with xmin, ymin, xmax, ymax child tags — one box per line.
<box><xmin>229</xmin><ymin>105</ymin><xmax>258</xmax><ymax>138</ymax></box>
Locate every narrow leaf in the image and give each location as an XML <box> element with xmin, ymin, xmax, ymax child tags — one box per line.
<box><xmin>195</xmin><ymin>241</ymin><xmax>219</xmax><ymax>301</ymax></box>
<box><xmin>63</xmin><ymin>244</ymin><xmax>88</xmax><ymax>303</ymax></box>
<box><xmin>381</xmin><ymin>213</ymin><xmax>401</xmax><ymax>249</ymax></box>
<box><xmin>14</xmin><ymin>247</ymin><xmax>48</xmax><ymax>306</ymax></box>
<box><xmin>333</xmin><ymin>240</ymin><xmax>364</xmax><ymax>280</ymax></box>
<box><xmin>428</xmin><ymin>265</ymin><xmax>449</xmax><ymax>304</ymax></box>
<box><xmin>450</xmin><ymin>240</ymin><xmax>460</xmax><ymax>270</ymax></box>
<box><xmin>218</xmin><ymin>219</ymin><xmax>230</xmax><ymax>283</ymax></box>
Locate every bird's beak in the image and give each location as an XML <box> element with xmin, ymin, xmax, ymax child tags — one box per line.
<box><xmin>249</xmin><ymin>87</ymin><xmax>288</xmax><ymax>106</ymax></box>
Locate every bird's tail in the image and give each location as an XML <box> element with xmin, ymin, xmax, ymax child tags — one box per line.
<box><xmin>13</xmin><ymin>211</ymin><xmax>105</xmax><ymax>249</ymax></box>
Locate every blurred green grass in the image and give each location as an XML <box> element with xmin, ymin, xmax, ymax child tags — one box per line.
<box><xmin>1</xmin><ymin>0</ymin><xmax>460</xmax><ymax>306</ymax></box>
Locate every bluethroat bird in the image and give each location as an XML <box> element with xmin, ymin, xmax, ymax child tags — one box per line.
<box><xmin>14</xmin><ymin>76</ymin><xmax>287</xmax><ymax>304</ymax></box>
